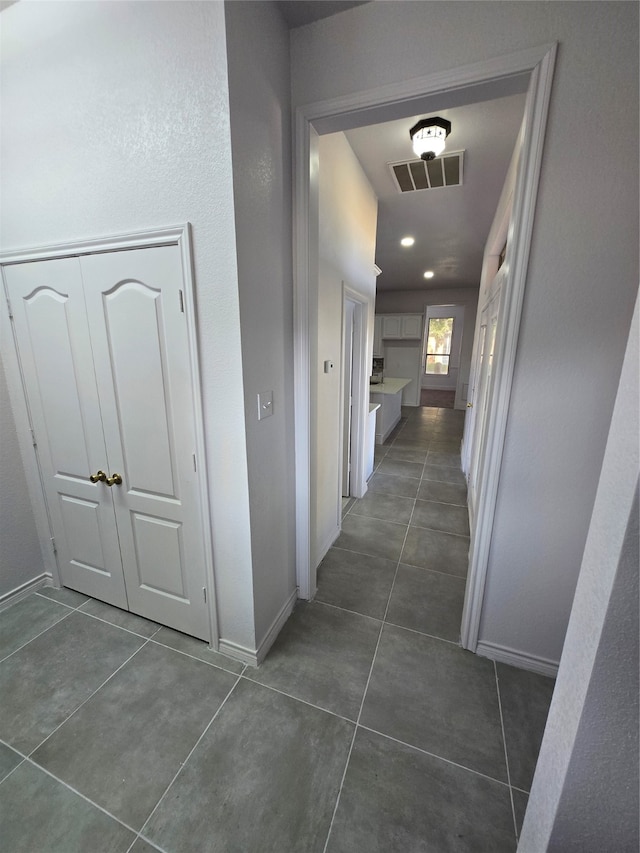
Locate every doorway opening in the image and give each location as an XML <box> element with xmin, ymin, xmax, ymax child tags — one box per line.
<box><xmin>294</xmin><ymin>45</ymin><xmax>557</xmax><ymax>654</ymax></box>
<box><xmin>422</xmin><ymin>304</ymin><xmax>466</xmax><ymax>409</ymax></box>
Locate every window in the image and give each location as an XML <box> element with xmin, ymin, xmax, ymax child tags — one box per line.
<box><xmin>425</xmin><ymin>316</ymin><xmax>454</xmax><ymax>374</ymax></box>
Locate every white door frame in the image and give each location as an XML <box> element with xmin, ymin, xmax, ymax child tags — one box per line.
<box><xmin>0</xmin><ymin>224</ymin><xmax>221</xmax><ymax>650</ymax></box>
<box><xmin>339</xmin><ymin>286</ymin><xmax>369</xmax><ymax>504</ymax></box>
<box><xmin>341</xmin><ymin>296</ymin><xmax>355</xmax><ymax>497</ymax></box>
<box><xmin>293</xmin><ymin>44</ymin><xmax>557</xmax><ymax>646</ymax></box>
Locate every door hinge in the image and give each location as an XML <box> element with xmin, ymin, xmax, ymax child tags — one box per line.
<box><xmin>50</xmin><ymin>537</ymin><xmax>57</xmax><ymax>554</ymax></box>
<box><xmin>30</xmin><ymin>428</ymin><xmax>37</xmax><ymax>447</ymax></box>
<box><xmin>193</xmin><ymin>453</ymin><xmax>197</xmax><ymax>472</ymax></box>
<box><xmin>203</xmin><ymin>587</ymin><xmax>207</xmax><ymax>603</ymax></box>
<box><xmin>6</xmin><ymin>296</ymin><xmax>13</xmax><ymax>320</ymax></box>
<box><xmin>179</xmin><ymin>290</ymin><xmax>185</xmax><ymax>313</ymax></box>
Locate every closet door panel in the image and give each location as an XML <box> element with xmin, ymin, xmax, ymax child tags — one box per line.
<box><xmin>4</xmin><ymin>259</ymin><xmax>128</xmax><ymax>607</ymax></box>
<box><xmin>100</xmin><ymin>281</ymin><xmax>176</xmax><ymax>498</ymax></box>
<box><xmin>80</xmin><ymin>246</ymin><xmax>210</xmax><ymax>641</ymax></box>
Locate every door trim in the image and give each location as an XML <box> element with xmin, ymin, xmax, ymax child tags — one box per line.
<box><xmin>0</xmin><ymin>224</ymin><xmax>220</xmax><ymax>649</ymax></box>
<box><xmin>341</xmin><ymin>286</ymin><xmax>369</xmax><ymax>502</ymax></box>
<box><xmin>292</xmin><ymin>45</ymin><xmax>557</xmax><ymax>637</ymax></box>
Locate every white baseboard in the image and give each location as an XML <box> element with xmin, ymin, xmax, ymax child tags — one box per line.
<box><xmin>476</xmin><ymin>640</ymin><xmax>558</xmax><ymax>679</ymax></box>
<box><xmin>218</xmin><ymin>589</ymin><xmax>299</xmax><ymax>669</ymax></box>
<box><xmin>255</xmin><ymin>588</ymin><xmax>298</xmax><ymax>666</ymax></box>
<box><xmin>217</xmin><ymin>638</ymin><xmax>259</xmax><ymax>668</ymax></box>
<box><xmin>0</xmin><ymin>573</ymin><xmax>50</xmax><ymax>612</ymax></box>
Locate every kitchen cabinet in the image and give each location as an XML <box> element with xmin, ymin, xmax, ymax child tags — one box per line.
<box><xmin>401</xmin><ymin>314</ymin><xmax>424</xmax><ymax>338</ymax></box>
<box><xmin>366</xmin><ymin>404</ymin><xmax>379</xmax><ymax>479</ymax></box>
<box><xmin>381</xmin><ymin>314</ymin><xmax>402</xmax><ymax>339</ymax></box>
<box><xmin>369</xmin><ymin>378</ymin><xmax>411</xmax><ymax>444</ymax></box>
<box><xmin>377</xmin><ymin>314</ymin><xmax>424</xmax><ymax>340</ymax></box>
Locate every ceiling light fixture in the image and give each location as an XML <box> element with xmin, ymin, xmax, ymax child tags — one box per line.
<box><xmin>424</xmin><ymin>271</ymin><xmax>435</xmax><ymax>279</ymax></box>
<box><xmin>400</xmin><ymin>236</ymin><xmax>415</xmax><ymax>247</ymax></box>
<box><xmin>410</xmin><ymin>117</ymin><xmax>451</xmax><ymax>161</ymax></box>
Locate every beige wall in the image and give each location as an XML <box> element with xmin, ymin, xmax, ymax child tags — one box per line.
<box><xmin>314</xmin><ymin>132</ymin><xmax>378</xmax><ymax>565</ymax></box>
<box><xmin>225</xmin><ymin>0</ymin><xmax>296</xmax><ymax>649</ymax></box>
<box><xmin>0</xmin><ymin>360</ymin><xmax>44</xmax><ymax>598</ymax></box>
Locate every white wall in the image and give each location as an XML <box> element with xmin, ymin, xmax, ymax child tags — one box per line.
<box><xmin>314</xmin><ymin>132</ymin><xmax>378</xmax><ymax>565</ymax></box>
<box><xmin>520</xmin><ymin>293</ymin><xmax>639</xmax><ymax>852</ymax></box>
<box><xmin>0</xmin><ymin>1</ymin><xmax>256</xmax><ymax>651</ymax></box>
<box><xmin>0</xmin><ymin>360</ymin><xmax>44</xmax><ymax>598</ymax></box>
<box><xmin>376</xmin><ymin>287</ymin><xmax>479</xmax><ymax>404</ymax></box>
<box><xmin>224</xmin><ymin>0</ymin><xmax>296</xmax><ymax>646</ymax></box>
<box><xmin>292</xmin><ymin>1</ymin><xmax>639</xmax><ymax>665</ymax></box>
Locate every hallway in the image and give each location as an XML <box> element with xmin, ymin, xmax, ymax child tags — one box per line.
<box><xmin>0</xmin><ymin>405</ymin><xmax>554</xmax><ymax>852</ymax></box>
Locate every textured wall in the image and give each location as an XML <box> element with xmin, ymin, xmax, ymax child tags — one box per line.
<box><xmin>292</xmin><ymin>1</ymin><xmax>639</xmax><ymax>664</ymax></box>
<box><xmin>224</xmin><ymin>0</ymin><xmax>297</xmax><ymax>646</ymax></box>
<box><xmin>0</xmin><ymin>1</ymin><xmax>256</xmax><ymax>649</ymax></box>
<box><xmin>315</xmin><ymin>132</ymin><xmax>378</xmax><ymax>564</ymax></box>
<box><xmin>521</xmin><ymin>294</ymin><xmax>639</xmax><ymax>851</ymax></box>
<box><xmin>0</xmin><ymin>359</ymin><xmax>44</xmax><ymax>597</ymax></box>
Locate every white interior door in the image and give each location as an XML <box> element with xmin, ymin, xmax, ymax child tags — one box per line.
<box><xmin>5</xmin><ymin>245</ymin><xmax>211</xmax><ymax>641</ymax></box>
<box><xmin>4</xmin><ymin>258</ymin><xmax>128</xmax><ymax>608</ymax></box>
<box><xmin>80</xmin><ymin>247</ymin><xmax>210</xmax><ymax>640</ymax></box>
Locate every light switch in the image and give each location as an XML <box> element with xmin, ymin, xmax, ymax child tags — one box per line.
<box><xmin>257</xmin><ymin>391</ymin><xmax>273</xmax><ymax>421</ymax></box>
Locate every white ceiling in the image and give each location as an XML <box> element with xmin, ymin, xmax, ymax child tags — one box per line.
<box><xmin>344</xmin><ymin>93</ymin><xmax>527</xmax><ymax>292</ymax></box>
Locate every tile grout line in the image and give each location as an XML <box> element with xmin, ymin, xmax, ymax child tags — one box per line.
<box><xmin>349</xmin><ymin>507</ymin><xmax>469</xmax><ymax>539</ymax></box>
<box><xmin>27</xmin><ymin>640</ymin><xmax>149</xmax><ymax>760</ymax></box>
<box><xmin>34</xmin><ymin>591</ymin><xmax>85</xmax><ymax>610</ymax></box>
<box><xmin>0</xmin><ymin>754</ymin><xmax>27</xmax><ymax>787</ymax></box>
<box><xmin>23</xmin><ymin>756</ymin><xmax>142</xmax><ymax>839</ymax></box>
<box><xmin>330</xmin><ymin>544</ymin><xmax>468</xmax><ymax>580</ymax></box>
<box><xmin>238</xmin><ymin>674</ymin><xmax>357</xmax><ymax>726</ymax></box>
<box><xmin>494</xmin><ymin>660</ymin><xmax>520</xmax><ymax>842</ymax></box>
<box><xmin>148</xmin><ymin>635</ymin><xmax>245</xmax><ymax>677</ymax></box>
<box><xmin>36</xmin><ymin>592</ymin><xmax>242</xmax><ymax>674</ymax></box>
<box><xmin>27</xmin><ymin>639</ymin><xmax>151</xmax><ymax>760</ymax></box>
<box><xmin>321</xmin><ymin>512</ymin><xmax>414</xmax><ymax>853</ymax></box>
<box><xmin>320</xmin><ymin>621</ymin><xmax>384</xmax><ymax>853</ymax></box>
<box><xmin>134</xmin><ymin>672</ymin><xmax>244</xmax><ymax>847</ymax></box>
<box><xmin>74</xmin><ymin>605</ymin><xmax>163</xmax><ymax>642</ymax></box>
<box><xmin>357</xmin><ymin>723</ymin><xmax>513</xmax><ymax>790</ymax></box>
<box><xmin>0</xmin><ymin>607</ymin><xmax>75</xmax><ymax>665</ymax></box>
<box><xmin>314</xmin><ymin>583</ymin><xmax>465</xmax><ymax>648</ymax></box>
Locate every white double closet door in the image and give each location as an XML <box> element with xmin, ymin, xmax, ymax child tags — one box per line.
<box><xmin>5</xmin><ymin>245</ymin><xmax>211</xmax><ymax>640</ymax></box>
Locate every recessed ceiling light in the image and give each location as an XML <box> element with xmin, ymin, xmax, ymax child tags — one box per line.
<box><xmin>400</xmin><ymin>236</ymin><xmax>415</xmax><ymax>247</ymax></box>
<box><xmin>424</xmin><ymin>270</ymin><xmax>435</xmax><ymax>279</ymax></box>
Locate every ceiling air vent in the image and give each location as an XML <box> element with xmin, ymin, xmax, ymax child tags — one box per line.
<box><xmin>389</xmin><ymin>151</ymin><xmax>464</xmax><ymax>193</ymax></box>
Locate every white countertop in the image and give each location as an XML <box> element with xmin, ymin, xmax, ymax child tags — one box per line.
<box><xmin>369</xmin><ymin>377</ymin><xmax>411</xmax><ymax>395</ymax></box>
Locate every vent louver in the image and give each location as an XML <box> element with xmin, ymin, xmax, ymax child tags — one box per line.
<box><xmin>389</xmin><ymin>151</ymin><xmax>464</xmax><ymax>193</ymax></box>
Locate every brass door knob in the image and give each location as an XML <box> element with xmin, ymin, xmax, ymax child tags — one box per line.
<box><xmin>89</xmin><ymin>470</ymin><xmax>107</xmax><ymax>483</ymax></box>
<box><xmin>105</xmin><ymin>473</ymin><xmax>123</xmax><ymax>487</ymax></box>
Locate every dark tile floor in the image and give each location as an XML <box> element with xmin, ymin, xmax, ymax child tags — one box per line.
<box><xmin>0</xmin><ymin>405</ymin><xmax>555</xmax><ymax>852</ymax></box>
